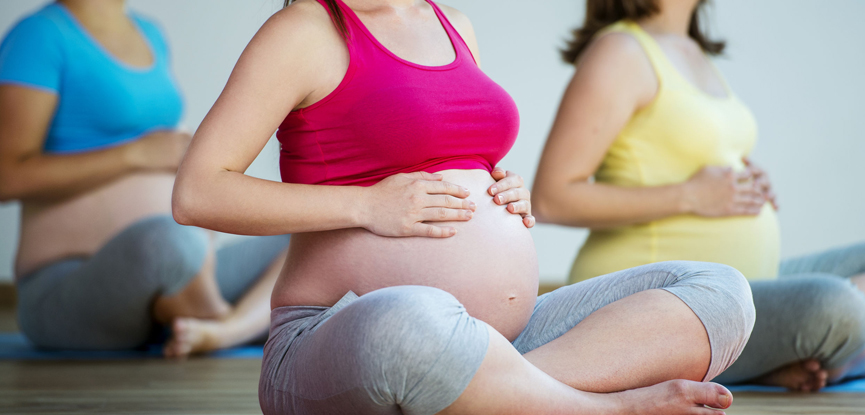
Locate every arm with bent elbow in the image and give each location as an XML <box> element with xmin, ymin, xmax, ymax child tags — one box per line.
<box><xmin>531</xmin><ymin>34</ymin><xmax>766</xmax><ymax>230</ymax></box>
<box><xmin>0</xmin><ymin>85</ymin><xmax>190</xmax><ymax>203</ymax></box>
<box><xmin>172</xmin><ymin>6</ymin><xmax>473</xmax><ymax>239</ymax></box>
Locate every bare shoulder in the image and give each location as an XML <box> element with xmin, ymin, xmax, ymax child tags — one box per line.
<box><xmin>433</xmin><ymin>3</ymin><xmax>481</xmax><ymax>64</ymax></box>
<box><xmin>260</xmin><ymin>0</ymin><xmax>338</xmax><ymax>42</ymax></box>
<box><xmin>573</xmin><ymin>31</ymin><xmax>656</xmax><ymax>102</ymax></box>
<box><xmin>236</xmin><ymin>0</ymin><xmax>346</xmax><ymax>85</ymax></box>
<box><xmin>578</xmin><ymin>32</ymin><xmax>649</xmax><ymax>70</ymax></box>
<box><xmin>434</xmin><ymin>3</ymin><xmax>472</xmax><ymax>32</ymax></box>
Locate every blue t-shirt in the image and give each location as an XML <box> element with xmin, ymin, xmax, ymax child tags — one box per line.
<box><xmin>0</xmin><ymin>3</ymin><xmax>183</xmax><ymax>154</ymax></box>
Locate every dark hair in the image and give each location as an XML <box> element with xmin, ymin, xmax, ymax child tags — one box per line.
<box><xmin>561</xmin><ymin>0</ymin><xmax>724</xmax><ymax>64</ymax></box>
<box><xmin>284</xmin><ymin>0</ymin><xmax>348</xmax><ymax>37</ymax></box>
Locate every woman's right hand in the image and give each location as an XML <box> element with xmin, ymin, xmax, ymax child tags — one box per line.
<box><xmin>125</xmin><ymin>130</ymin><xmax>192</xmax><ymax>172</ymax></box>
<box><xmin>360</xmin><ymin>171</ymin><xmax>476</xmax><ymax>238</ymax></box>
<box><xmin>682</xmin><ymin>165</ymin><xmax>766</xmax><ymax>217</ymax></box>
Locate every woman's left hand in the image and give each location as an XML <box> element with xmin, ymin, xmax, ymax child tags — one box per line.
<box><xmin>743</xmin><ymin>158</ymin><xmax>779</xmax><ymax>210</ymax></box>
<box><xmin>489</xmin><ymin>167</ymin><xmax>535</xmax><ymax>228</ymax></box>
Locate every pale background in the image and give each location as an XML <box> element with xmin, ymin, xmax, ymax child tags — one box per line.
<box><xmin>0</xmin><ymin>0</ymin><xmax>862</xmax><ymax>283</ymax></box>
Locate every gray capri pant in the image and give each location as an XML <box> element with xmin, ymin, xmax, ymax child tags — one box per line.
<box><xmin>715</xmin><ymin>241</ymin><xmax>865</xmax><ymax>384</ymax></box>
<box><xmin>259</xmin><ymin>261</ymin><xmax>755</xmax><ymax>415</ymax></box>
<box><xmin>16</xmin><ymin>215</ymin><xmax>291</xmax><ymax>350</ymax></box>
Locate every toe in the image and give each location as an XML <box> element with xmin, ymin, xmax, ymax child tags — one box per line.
<box><xmin>690</xmin><ymin>382</ymin><xmax>732</xmax><ymax>409</ymax></box>
<box><xmin>803</xmin><ymin>359</ymin><xmax>822</xmax><ymax>372</ymax></box>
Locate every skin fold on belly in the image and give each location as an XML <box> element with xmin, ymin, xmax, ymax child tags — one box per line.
<box><xmin>273</xmin><ymin>169</ymin><xmax>540</xmax><ymax>341</ymax></box>
<box><xmin>16</xmin><ymin>173</ymin><xmax>176</xmax><ymax>277</ymax></box>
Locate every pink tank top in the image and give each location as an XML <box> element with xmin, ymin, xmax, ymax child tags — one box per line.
<box><xmin>276</xmin><ymin>0</ymin><xmax>520</xmax><ymax>187</ymax></box>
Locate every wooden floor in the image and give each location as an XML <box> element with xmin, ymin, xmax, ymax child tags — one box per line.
<box><xmin>2</xmin><ymin>283</ymin><xmax>865</xmax><ymax>414</ymax></box>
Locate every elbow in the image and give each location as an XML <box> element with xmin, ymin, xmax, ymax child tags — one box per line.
<box><xmin>531</xmin><ymin>188</ymin><xmax>592</xmax><ymax>228</ymax></box>
<box><xmin>171</xmin><ymin>199</ymin><xmax>195</xmax><ymax>227</ymax></box>
<box><xmin>530</xmin><ymin>192</ymin><xmax>553</xmax><ymax>224</ymax></box>
<box><xmin>171</xmin><ymin>180</ymin><xmax>201</xmax><ymax>227</ymax></box>
<box><xmin>0</xmin><ymin>173</ymin><xmax>21</xmax><ymax>202</ymax></box>
<box><xmin>531</xmin><ymin>190</ymin><xmax>568</xmax><ymax>225</ymax></box>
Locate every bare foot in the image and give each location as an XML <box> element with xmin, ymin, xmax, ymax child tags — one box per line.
<box><xmin>614</xmin><ymin>379</ymin><xmax>733</xmax><ymax>415</ymax></box>
<box><xmin>163</xmin><ymin>318</ymin><xmax>224</xmax><ymax>358</ymax></box>
<box><xmin>754</xmin><ymin>359</ymin><xmax>828</xmax><ymax>392</ymax></box>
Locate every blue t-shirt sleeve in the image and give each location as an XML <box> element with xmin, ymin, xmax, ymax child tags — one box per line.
<box><xmin>0</xmin><ymin>15</ymin><xmax>63</xmax><ymax>93</ymax></box>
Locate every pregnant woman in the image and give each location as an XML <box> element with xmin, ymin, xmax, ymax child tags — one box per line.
<box><xmin>532</xmin><ymin>0</ymin><xmax>865</xmax><ymax>392</ymax></box>
<box><xmin>0</xmin><ymin>0</ymin><xmax>289</xmax><ymax>356</ymax></box>
<box><xmin>174</xmin><ymin>0</ymin><xmax>754</xmax><ymax>413</ymax></box>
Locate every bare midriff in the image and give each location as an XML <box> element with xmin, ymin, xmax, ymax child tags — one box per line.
<box><xmin>272</xmin><ymin>169</ymin><xmax>539</xmax><ymax>341</ymax></box>
<box><xmin>15</xmin><ymin>172</ymin><xmax>176</xmax><ymax>278</ymax></box>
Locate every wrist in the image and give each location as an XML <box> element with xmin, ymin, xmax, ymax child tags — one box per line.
<box><xmin>120</xmin><ymin>140</ymin><xmax>145</xmax><ymax>171</ymax></box>
<box><xmin>350</xmin><ymin>186</ymin><xmax>373</xmax><ymax>229</ymax></box>
<box><xmin>673</xmin><ymin>182</ymin><xmax>695</xmax><ymax>215</ymax></box>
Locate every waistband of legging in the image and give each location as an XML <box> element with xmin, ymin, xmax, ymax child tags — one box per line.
<box><xmin>268</xmin><ymin>291</ymin><xmax>360</xmax><ymax>339</ymax></box>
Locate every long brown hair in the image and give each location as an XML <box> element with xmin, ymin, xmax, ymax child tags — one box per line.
<box><xmin>284</xmin><ymin>0</ymin><xmax>348</xmax><ymax>37</ymax></box>
<box><xmin>561</xmin><ymin>0</ymin><xmax>724</xmax><ymax>64</ymax></box>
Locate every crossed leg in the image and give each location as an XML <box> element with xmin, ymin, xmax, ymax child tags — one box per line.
<box><xmin>259</xmin><ymin>262</ymin><xmax>753</xmax><ymax>415</ymax></box>
<box><xmin>442</xmin><ymin>262</ymin><xmax>753</xmax><ymax>414</ymax></box>
<box><xmin>152</xmin><ymin>232</ymin><xmax>291</xmax><ymax>357</ymax></box>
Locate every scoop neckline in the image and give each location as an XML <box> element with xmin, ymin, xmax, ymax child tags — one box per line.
<box><xmin>628</xmin><ymin>21</ymin><xmax>733</xmax><ymax>102</ymax></box>
<box><xmin>54</xmin><ymin>3</ymin><xmax>157</xmax><ymax>73</ymax></box>
<box><xmin>335</xmin><ymin>0</ymin><xmax>461</xmax><ymax>71</ymax></box>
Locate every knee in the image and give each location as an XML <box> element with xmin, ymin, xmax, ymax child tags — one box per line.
<box><xmin>670</xmin><ymin>261</ymin><xmax>756</xmax><ymax>330</ymax></box>
<box><xmin>661</xmin><ymin>262</ymin><xmax>756</xmax><ymax>379</ymax></box>
<box><xmin>121</xmin><ymin>216</ymin><xmax>210</xmax><ymax>288</ymax></box>
<box><xmin>798</xmin><ymin>276</ymin><xmax>865</xmax><ymax>354</ymax></box>
<box><xmin>354</xmin><ymin>286</ymin><xmax>468</xmax><ymax>348</ymax></box>
<box><xmin>347</xmin><ymin>286</ymin><xmax>488</xmax><ymax>405</ymax></box>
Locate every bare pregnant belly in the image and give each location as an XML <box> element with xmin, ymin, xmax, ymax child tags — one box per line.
<box><xmin>16</xmin><ymin>173</ymin><xmax>176</xmax><ymax>277</ymax></box>
<box><xmin>272</xmin><ymin>169</ymin><xmax>539</xmax><ymax>340</ymax></box>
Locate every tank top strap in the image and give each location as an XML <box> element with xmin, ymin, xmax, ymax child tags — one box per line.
<box><xmin>424</xmin><ymin>0</ymin><xmax>475</xmax><ymax>65</ymax></box>
<box><xmin>598</xmin><ymin>20</ymin><xmax>680</xmax><ymax>87</ymax></box>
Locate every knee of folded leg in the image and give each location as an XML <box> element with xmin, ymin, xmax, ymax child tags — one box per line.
<box><xmin>700</xmin><ymin>263</ymin><xmax>756</xmax><ymax>330</ymax></box>
<box><xmin>806</xmin><ymin>276</ymin><xmax>865</xmax><ymax>350</ymax></box>
<box><xmin>352</xmin><ymin>286</ymin><xmax>472</xmax><ymax>368</ymax></box>
<box><xmin>123</xmin><ymin>216</ymin><xmax>210</xmax><ymax>287</ymax></box>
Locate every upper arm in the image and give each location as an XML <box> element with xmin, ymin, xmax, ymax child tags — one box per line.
<box><xmin>0</xmin><ymin>16</ymin><xmax>61</xmax><ymax>179</ymax></box>
<box><xmin>0</xmin><ymin>85</ymin><xmax>58</xmax><ymax>180</ymax></box>
<box><xmin>436</xmin><ymin>4</ymin><xmax>481</xmax><ymax>67</ymax></box>
<box><xmin>535</xmin><ymin>33</ymin><xmax>657</xmax><ymax>187</ymax></box>
<box><xmin>0</xmin><ymin>16</ymin><xmax>64</xmax><ymax>93</ymax></box>
<box><xmin>179</xmin><ymin>1</ymin><xmax>340</xmax><ymax>178</ymax></box>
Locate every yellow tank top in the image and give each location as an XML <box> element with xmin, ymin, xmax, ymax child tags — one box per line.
<box><xmin>569</xmin><ymin>21</ymin><xmax>780</xmax><ymax>283</ymax></box>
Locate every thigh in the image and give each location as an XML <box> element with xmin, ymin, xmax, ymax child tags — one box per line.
<box><xmin>260</xmin><ymin>286</ymin><xmax>489</xmax><ymax>415</ymax></box>
<box><xmin>715</xmin><ymin>274</ymin><xmax>865</xmax><ymax>384</ymax></box>
<box><xmin>214</xmin><ymin>234</ymin><xmax>290</xmax><ymax>304</ymax></box>
<box><xmin>16</xmin><ymin>215</ymin><xmax>209</xmax><ymax>350</ymax></box>
<box><xmin>779</xmin><ymin>241</ymin><xmax>865</xmax><ymax>278</ymax></box>
<box><xmin>513</xmin><ymin>261</ymin><xmax>740</xmax><ymax>354</ymax></box>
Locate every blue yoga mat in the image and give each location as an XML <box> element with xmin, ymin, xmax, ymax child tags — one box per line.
<box><xmin>0</xmin><ymin>332</ymin><xmax>263</xmax><ymax>360</ymax></box>
<box><xmin>725</xmin><ymin>377</ymin><xmax>865</xmax><ymax>393</ymax></box>
<box><xmin>3</xmin><ymin>331</ymin><xmax>865</xmax><ymax>393</ymax></box>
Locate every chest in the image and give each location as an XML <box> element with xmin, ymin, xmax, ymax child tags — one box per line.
<box><xmin>82</xmin><ymin>24</ymin><xmax>153</xmax><ymax>68</ymax></box>
<box><xmin>617</xmin><ymin>91</ymin><xmax>758</xmax><ymax>183</ymax></box>
<box><xmin>47</xmin><ymin>40</ymin><xmax>181</xmax><ymax>147</ymax></box>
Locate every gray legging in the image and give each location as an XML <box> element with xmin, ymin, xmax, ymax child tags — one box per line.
<box><xmin>16</xmin><ymin>215</ymin><xmax>291</xmax><ymax>350</ymax></box>
<box><xmin>259</xmin><ymin>261</ymin><xmax>756</xmax><ymax>415</ymax></box>
<box><xmin>715</xmin><ymin>241</ymin><xmax>865</xmax><ymax>384</ymax></box>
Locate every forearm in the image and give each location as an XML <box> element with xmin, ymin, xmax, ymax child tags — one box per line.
<box><xmin>0</xmin><ymin>144</ymin><xmax>137</xmax><ymax>202</ymax></box>
<box><xmin>172</xmin><ymin>170</ymin><xmax>365</xmax><ymax>236</ymax></box>
<box><xmin>533</xmin><ymin>181</ymin><xmax>690</xmax><ymax>229</ymax></box>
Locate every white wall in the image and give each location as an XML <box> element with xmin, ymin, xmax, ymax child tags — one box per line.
<box><xmin>0</xmin><ymin>0</ymin><xmax>863</xmax><ymax>283</ymax></box>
